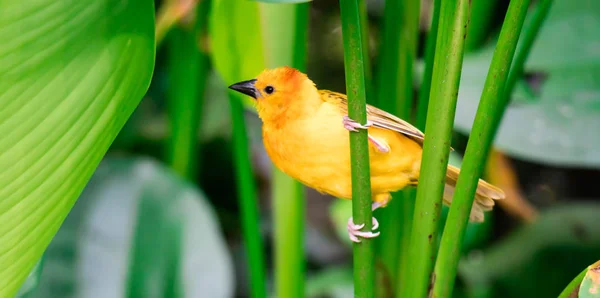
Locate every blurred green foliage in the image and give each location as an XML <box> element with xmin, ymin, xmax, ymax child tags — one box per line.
<box><xmin>30</xmin><ymin>158</ymin><xmax>234</xmax><ymax>298</ymax></box>
<box><xmin>2</xmin><ymin>0</ymin><xmax>600</xmax><ymax>297</ymax></box>
<box><xmin>459</xmin><ymin>203</ymin><xmax>600</xmax><ymax>297</ymax></box>
<box><xmin>441</xmin><ymin>0</ymin><xmax>600</xmax><ymax>168</ymax></box>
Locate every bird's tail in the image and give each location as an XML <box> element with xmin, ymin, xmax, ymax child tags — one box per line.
<box><xmin>443</xmin><ymin>164</ymin><xmax>505</xmax><ymax>222</ymax></box>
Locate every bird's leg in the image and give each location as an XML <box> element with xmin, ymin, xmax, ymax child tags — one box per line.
<box><xmin>346</xmin><ymin>202</ymin><xmax>384</xmax><ymax>243</ymax></box>
<box><xmin>342</xmin><ymin>115</ymin><xmax>390</xmax><ymax>153</ymax></box>
<box><xmin>342</xmin><ymin>115</ymin><xmax>373</xmax><ymax>132</ymax></box>
<box><xmin>347</xmin><ymin>217</ymin><xmax>380</xmax><ymax>243</ymax></box>
<box><xmin>372</xmin><ymin>201</ymin><xmax>384</xmax><ymax>211</ymax></box>
<box><xmin>368</xmin><ymin>136</ymin><xmax>390</xmax><ymax>153</ymax></box>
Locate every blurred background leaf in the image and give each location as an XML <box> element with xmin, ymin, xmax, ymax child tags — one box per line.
<box><xmin>0</xmin><ymin>0</ymin><xmax>155</xmax><ymax>296</ymax></box>
<box><xmin>425</xmin><ymin>0</ymin><xmax>600</xmax><ymax>168</ymax></box>
<box><xmin>15</xmin><ymin>257</ymin><xmax>45</xmax><ymax>298</ymax></box>
<box><xmin>459</xmin><ymin>202</ymin><xmax>600</xmax><ymax>298</ymax></box>
<box><xmin>306</xmin><ymin>266</ymin><xmax>353</xmax><ymax>298</ymax></box>
<box><xmin>31</xmin><ymin>157</ymin><xmax>234</xmax><ymax>298</ymax></box>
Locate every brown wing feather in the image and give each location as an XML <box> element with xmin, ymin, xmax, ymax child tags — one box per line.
<box><xmin>319</xmin><ymin>90</ymin><xmax>426</xmax><ymax>146</ymax></box>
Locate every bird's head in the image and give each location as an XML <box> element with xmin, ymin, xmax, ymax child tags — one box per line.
<box><xmin>228</xmin><ymin>66</ymin><xmax>319</xmax><ymax>123</ymax></box>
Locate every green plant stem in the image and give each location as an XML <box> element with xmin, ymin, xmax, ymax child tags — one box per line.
<box><xmin>359</xmin><ymin>0</ymin><xmax>373</xmax><ymax>100</ymax></box>
<box><xmin>273</xmin><ymin>168</ymin><xmax>305</xmax><ymax>297</ymax></box>
<box><xmin>416</xmin><ymin>0</ymin><xmax>441</xmax><ymax>131</ymax></box>
<box><xmin>166</xmin><ymin>2</ymin><xmax>210</xmax><ymax>179</ymax></box>
<box><xmin>339</xmin><ymin>0</ymin><xmax>374</xmax><ymax>297</ymax></box>
<box><xmin>491</xmin><ymin>0</ymin><xmax>554</xmax><ymax>140</ymax></box>
<box><xmin>432</xmin><ymin>0</ymin><xmax>531</xmax><ymax>296</ymax></box>
<box><xmin>394</xmin><ymin>188</ymin><xmax>415</xmax><ymax>296</ymax></box>
<box><xmin>557</xmin><ymin>266</ymin><xmax>588</xmax><ymax>298</ymax></box>
<box><xmin>373</xmin><ymin>0</ymin><xmax>420</xmax><ymax>291</ymax></box>
<box><xmin>260</xmin><ymin>3</ymin><xmax>309</xmax><ymax>298</ymax></box>
<box><xmin>401</xmin><ymin>1</ymin><xmax>471</xmax><ymax>297</ymax></box>
<box><xmin>229</xmin><ymin>91</ymin><xmax>267</xmax><ymax>298</ymax></box>
<box><xmin>375</xmin><ymin>0</ymin><xmax>420</xmax><ymax>119</ymax></box>
<box><xmin>465</xmin><ymin>0</ymin><xmax>499</xmax><ymax>51</ymax></box>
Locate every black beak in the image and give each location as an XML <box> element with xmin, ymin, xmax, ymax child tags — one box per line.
<box><xmin>228</xmin><ymin>79</ymin><xmax>260</xmax><ymax>99</ymax></box>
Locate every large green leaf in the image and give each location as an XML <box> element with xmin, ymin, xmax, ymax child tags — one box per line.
<box><xmin>0</xmin><ymin>1</ymin><xmax>155</xmax><ymax>295</ymax></box>
<box><xmin>31</xmin><ymin>157</ymin><xmax>234</xmax><ymax>298</ymax></box>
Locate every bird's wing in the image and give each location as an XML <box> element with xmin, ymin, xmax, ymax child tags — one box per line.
<box><xmin>319</xmin><ymin>90</ymin><xmax>425</xmax><ymax>146</ymax></box>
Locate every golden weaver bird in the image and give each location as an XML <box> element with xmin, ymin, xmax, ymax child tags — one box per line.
<box><xmin>229</xmin><ymin>66</ymin><xmax>505</xmax><ymax>243</ymax></box>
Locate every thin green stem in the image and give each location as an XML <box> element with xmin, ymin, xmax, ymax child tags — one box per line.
<box><xmin>416</xmin><ymin>0</ymin><xmax>441</xmax><ymax>131</ymax></box>
<box><xmin>229</xmin><ymin>91</ymin><xmax>267</xmax><ymax>298</ymax></box>
<box><xmin>260</xmin><ymin>3</ymin><xmax>309</xmax><ymax>298</ymax></box>
<box><xmin>358</xmin><ymin>0</ymin><xmax>373</xmax><ymax>101</ymax></box>
<box><xmin>373</xmin><ymin>0</ymin><xmax>420</xmax><ymax>291</ymax></box>
<box><xmin>465</xmin><ymin>0</ymin><xmax>499</xmax><ymax>51</ymax></box>
<box><xmin>401</xmin><ymin>0</ymin><xmax>471</xmax><ymax>297</ymax></box>
<box><xmin>491</xmin><ymin>0</ymin><xmax>554</xmax><ymax>141</ymax></box>
<box><xmin>166</xmin><ymin>1</ymin><xmax>210</xmax><ymax>179</ymax></box>
<box><xmin>339</xmin><ymin>0</ymin><xmax>374</xmax><ymax>297</ymax></box>
<box><xmin>375</xmin><ymin>0</ymin><xmax>420</xmax><ymax>119</ymax></box>
<box><xmin>557</xmin><ymin>266</ymin><xmax>588</xmax><ymax>298</ymax></box>
<box><xmin>432</xmin><ymin>0</ymin><xmax>531</xmax><ymax>296</ymax></box>
<box><xmin>273</xmin><ymin>168</ymin><xmax>305</xmax><ymax>297</ymax></box>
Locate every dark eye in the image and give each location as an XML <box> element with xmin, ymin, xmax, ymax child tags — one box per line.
<box><xmin>264</xmin><ymin>86</ymin><xmax>274</xmax><ymax>94</ymax></box>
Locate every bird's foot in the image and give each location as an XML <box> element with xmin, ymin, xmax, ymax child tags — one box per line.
<box><xmin>347</xmin><ymin>217</ymin><xmax>380</xmax><ymax>243</ymax></box>
<box><xmin>343</xmin><ymin>115</ymin><xmax>390</xmax><ymax>153</ymax></box>
<box><xmin>343</xmin><ymin>115</ymin><xmax>373</xmax><ymax>132</ymax></box>
<box><xmin>372</xmin><ymin>201</ymin><xmax>384</xmax><ymax>211</ymax></box>
<box><xmin>368</xmin><ymin>135</ymin><xmax>390</xmax><ymax>153</ymax></box>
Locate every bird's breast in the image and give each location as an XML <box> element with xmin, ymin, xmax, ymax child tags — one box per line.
<box><xmin>262</xmin><ymin>114</ymin><xmax>354</xmax><ymax>197</ymax></box>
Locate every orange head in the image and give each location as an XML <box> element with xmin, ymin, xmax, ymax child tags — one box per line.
<box><xmin>228</xmin><ymin>66</ymin><xmax>320</xmax><ymax>123</ymax></box>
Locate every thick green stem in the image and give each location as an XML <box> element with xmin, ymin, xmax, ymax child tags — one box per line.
<box><xmin>339</xmin><ymin>0</ymin><xmax>374</xmax><ymax>297</ymax></box>
<box><xmin>229</xmin><ymin>91</ymin><xmax>267</xmax><ymax>298</ymax></box>
<box><xmin>432</xmin><ymin>0</ymin><xmax>531</xmax><ymax>296</ymax></box>
<box><xmin>401</xmin><ymin>1</ymin><xmax>471</xmax><ymax>297</ymax></box>
<box><xmin>491</xmin><ymin>0</ymin><xmax>554</xmax><ymax>141</ymax></box>
<box><xmin>166</xmin><ymin>2</ymin><xmax>210</xmax><ymax>179</ymax></box>
<box><xmin>260</xmin><ymin>3</ymin><xmax>309</xmax><ymax>298</ymax></box>
<box><xmin>415</xmin><ymin>0</ymin><xmax>441</xmax><ymax>131</ymax></box>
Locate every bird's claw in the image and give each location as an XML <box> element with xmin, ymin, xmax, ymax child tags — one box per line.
<box><xmin>343</xmin><ymin>116</ymin><xmax>389</xmax><ymax>153</ymax></box>
<box><xmin>368</xmin><ymin>135</ymin><xmax>390</xmax><ymax>153</ymax></box>
<box><xmin>343</xmin><ymin>115</ymin><xmax>373</xmax><ymax>132</ymax></box>
<box><xmin>347</xmin><ymin>217</ymin><xmax>380</xmax><ymax>243</ymax></box>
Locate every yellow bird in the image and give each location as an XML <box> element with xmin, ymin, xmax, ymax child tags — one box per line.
<box><xmin>229</xmin><ymin>66</ymin><xmax>504</xmax><ymax>242</ymax></box>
